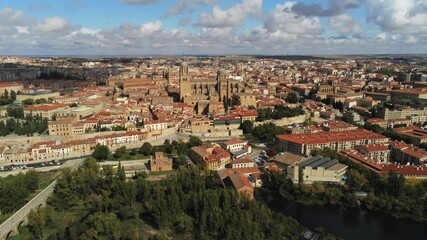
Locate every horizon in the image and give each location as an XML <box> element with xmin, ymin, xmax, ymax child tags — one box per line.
<box><xmin>0</xmin><ymin>0</ymin><xmax>426</xmax><ymax>55</ymax></box>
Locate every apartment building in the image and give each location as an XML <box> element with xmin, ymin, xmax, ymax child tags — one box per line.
<box><xmin>389</xmin><ymin>141</ymin><xmax>427</xmax><ymax>164</ymax></box>
<box><xmin>189</xmin><ymin>143</ymin><xmax>231</xmax><ymax>170</ymax></box>
<box><xmin>24</xmin><ymin>103</ymin><xmax>69</xmax><ymax>119</ymax></box>
<box><xmin>277</xmin><ymin>129</ymin><xmax>389</xmax><ymax>156</ymax></box>
<box><xmin>394</xmin><ymin>125</ymin><xmax>427</xmax><ymax>145</ymax></box>
<box><xmin>356</xmin><ymin>144</ymin><xmax>390</xmax><ymax>163</ymax></box>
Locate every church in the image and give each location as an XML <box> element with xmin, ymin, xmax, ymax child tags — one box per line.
<box><xmin>178</xmin><ymin>61</ymin><xmax>245</xmax><ymax>106</ymax></box>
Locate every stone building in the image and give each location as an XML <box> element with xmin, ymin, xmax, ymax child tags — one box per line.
<box><xmin>178</xmin><ymin>61</ymin><xmax>245</xmax><ymax>105</ymax></box>
<box><xmin>150</xmin><ymin>152</ymin><xmax>173</xmax><ymax>172</ymax></box>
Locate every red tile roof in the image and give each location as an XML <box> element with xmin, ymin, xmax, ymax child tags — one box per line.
<box><xmin>277</xmin><ymin>129</ymin><xmax>388</xmax><ymax>145</ymax></box>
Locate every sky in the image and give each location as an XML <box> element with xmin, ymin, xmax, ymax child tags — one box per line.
<box><xmin>0</xmin><ymin>0</ymin><xmax>426</xmax><ymax>55</ymax></box>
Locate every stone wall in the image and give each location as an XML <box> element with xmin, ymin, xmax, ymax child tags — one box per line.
<box><xmin>253</xmin><ymin>114</ymin><xmax>308</xmax><ymax>127</ymax></box>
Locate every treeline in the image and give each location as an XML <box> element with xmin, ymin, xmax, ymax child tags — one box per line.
<box><xmin>38</xmin><ymin>71</ymin><xmax>85</xmax><ymax>80</ymax></box>
<box><xmin>0</xmin><ymin>115</ymin><xmax>48</xmax><ymax>136</ymax></box>
<box><xmin>257</xmin><ymin>105</ymin><xmax>305</xmax><ymax>121</ymax></box>
<box><xmin>32</xmin><ymin>159</ymin><xmax>305</xmax><ymax>239</ymax></box>
<box><xmin>0</xmin><ymin>89</ymin><xmax>18</xmax><ymax>106</ymax></box>
<box><xmin>0</xmin><ymin>171</ymin><xmax>39</xmax><ymax>214</ymax></box>
<box><xmin>91</xmin><ymin>136</ymin><xmax>204</xmax><ymax>163</ymax></box>
<box><xmin>240</xmin><ymin>121</ymin><xmax>286</xmax><ymax>143</ymax></box>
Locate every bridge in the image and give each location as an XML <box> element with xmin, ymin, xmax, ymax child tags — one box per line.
<box><xmin>0</xmin><ymin>180</ymin><xmax>57</xmax><ymax>239</ymax></box>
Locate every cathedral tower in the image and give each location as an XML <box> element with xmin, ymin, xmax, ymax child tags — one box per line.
<box><xmin>217</xmin><ymin>69</ymin><xmax>228</xmax><ymax>102</ymax></box>
<box><xmin>179</xmin><ymin>61</ymin><xmax>191</xmax><ymax>101</ymax></box>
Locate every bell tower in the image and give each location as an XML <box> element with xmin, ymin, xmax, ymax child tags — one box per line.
<box><xmin>179</xmin><ymin>61</ymin><xmax>191</xmax><ymax>101</ymax></box>
<box><xmin>217</xmin><ymin>69</ymin><xmax>228</xmax><ymax>102</ymax></box>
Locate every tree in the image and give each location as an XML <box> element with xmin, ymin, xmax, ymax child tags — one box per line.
<box><xmin>22</xmin><ymin>98</ymin><xmax>34</xmax><ymax>105</ymax></box>
<box><xmin>28</xmin><ymin>207</ymin><xmax>46</xmax><ymax>240</ymax></box>
<box><xmin>346</xmin><ymin>169</ymin><xmax>368</xmax><ymax>191</ymax></box>
<box><xmin>239</xmin><ymin>120</ymin><xmax>254</xmax><ymax>134</ymax></box>
<box><xmin>139</xmin><ymin>142</ymin><xmax>153</xmax><ymax>156</ymax></box>
<box><xmin>188</xmin><ymin>136</ymin><xmax>203</xmax><ymax>148</ymax></box>
<box><xmin>10</xmin><ymin>90</ymin><xmax>16</xmax><ymax>100</ymax></box>
<box><xmin>231</xmin><ymin>95</ymin><xmax>241</xmax><ymax>106</ymax></box>
<box><xmin>113</xmin><ymin>146</ymin><xmax>127</xmax><ymax>159</ymax></box>
<box><xmin>92</xmin><ymin>144</ymin><xmax>110</xmax><ymax>161</ymax></box>
<box><xmin>0</xmin><ymin>121</ymin><xmax>9</xmax><ymax>136</ymax></box>
<box><xmin>90</xmin><ymin>212</ymin><xmax>120</xmax><ymax>238</ymax></box>
<box><xmin>387</xmin><ymin>171</ymin><xmax>405</xmax><ymax>196</ymax></box>
<box><xmin>285</xmin><ymin>92</ymin><xmax>299</xmax><ymax>103</ymax></box>
<box><xmin>3</xmin><ymin>89</ymin><xmax>8</xmax><ymax>99</ymax></box>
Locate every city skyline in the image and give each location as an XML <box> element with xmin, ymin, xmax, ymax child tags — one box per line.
<box><xmin>0</xmin><ymin>0</ymin><xmax>426</xmax><ymax>55</ymax></box>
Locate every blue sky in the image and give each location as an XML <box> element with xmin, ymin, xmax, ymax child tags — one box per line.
<box><xmin>0</xmin><ymin>0</ymin><xmax>426</xmax><ymax>55</ymax></box>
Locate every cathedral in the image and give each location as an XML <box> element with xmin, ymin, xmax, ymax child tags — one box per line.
<box><xmin>179</xmin><ymin>61</ymin><xmax>244</xmax><ymax>106</ymax></box>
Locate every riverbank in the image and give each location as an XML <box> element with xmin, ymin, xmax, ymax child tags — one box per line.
<box><xmin>256</xmin><ymin>190</ymin><xmax>427</xmax><ymax>240</ymax></box>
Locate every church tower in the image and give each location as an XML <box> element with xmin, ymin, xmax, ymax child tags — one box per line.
<box><xmin>217</xmin><ymin>69</ymin><xmax>228</xmax><ymax>102</ymax></box>
<box><xmin>179</xmin><ymin>61</ymin><xmax>191</xmax><ymax>101</ymax></box>
<box><xmin>163</xmin><ymin>68</ymin><xmax>171</xmax><ymax>84</ymax></box>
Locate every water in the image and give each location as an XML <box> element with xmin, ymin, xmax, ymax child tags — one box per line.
<box><xmin>264</xmin><ymin>194</ymin><xmax>427</xmax><ymax>240</ymax></box>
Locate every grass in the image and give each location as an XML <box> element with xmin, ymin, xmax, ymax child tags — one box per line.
<box><xmin>0</xmin><ymin>213</ymin><xmax>12</xmax><ymax>225</ymax></box>
<box><xmin>107</xmin><ymin>152</ymin><xmax>151</xmax><ymax>161</ymax></box>
<box><xmin>37</xmin><ymin>170</ymin><xmax>60</xmax><ymax>190</ymax></box>
<box><xmin>243</xmin><ymin>133</ymin><xmax>260</xmax><ymax>143</ymax></box>
<box><xmin>8</xmin><ymin>226</ymin><xmax>32</xmax><ymax>240</ymax></box>
<box><xmin>149</xmin><ymin>169</ymin><xmax>177</xmax><ymax>176</ymax></box>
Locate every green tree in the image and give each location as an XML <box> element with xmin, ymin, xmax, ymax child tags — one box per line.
<box><xmin>113</xmin><ymin>146</ymin><xmax>127</xmax><ymax>159</ymax></box>
<box><xmin>90</xmin><ymin>212</ymin><xmax>120</xmax><ymax>238</ymax></box>
<box><xmin>188</xmin><ymin>136</ymin><xmax>203</xmax><ymax>148</ymax></box>
<box><xmin>92</xmin><ymin>144</ymin><xmax>110</xmax><ymax>161</ymax></box>
<box><xmin>285</xmin><ymin>92</ymin><xmax>299</xmax><ymax>103</ymax></box>
<box><xmin>231</xmin><ymin>95</ymin><xmax>241</xmax><ymax>106</ymax></box>
<box><xmin>240</xmin><ymin>120</ymin><xmax>254</xmax><ymax>134</ymax></box>
<box><xmin>387</xmin><ymin>171</ymin><xmax>405</xmax><ymax>196</ymax></box>
<box><xmin>28</xmin><ymin>207</ymin><xmax>46</xmax><ymax>240</ymax></box>
<box><xmin>10</xmin><ymin>90</ymin><xmax>16</xmax><ymax>100</ymax></box>
<box><xmin>3</xmin><ymin>89</ymin><xmax>9</xmax><ymax>99</ymax></box>
<box><xmin>0</xmin><ymin>121</ymin><xmax>8</xmax><ymax>136</ymax></box>
<box><xmin>22</xmin><ymin>98</ymin><xmax>34</xmax><ymax>105</ymax></box>
<box><xmin>139</xmin><ymin>142</ymin><xmax>153</xmax><ymax>156</ymax></box>
<box><xmin>346</xmin><ymin>169</ymin><xmax>368</xmax><ymax>191</ymax></box>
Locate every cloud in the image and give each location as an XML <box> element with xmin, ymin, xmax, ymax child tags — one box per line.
<box><xmin>329</xmin><ymin>14</ymin><xmax>363</xmax><ymax>34</ymax></box>
<box><xmin>166</xmin><ymin>0</ymin><xmax>215</xmax><ymax>17</ymax></box>
<box><xmin>36</xmin><ymin>17</ymin><xmax>71</xmax><ymax>32</ymax></box>
<box><xmin>178</xmin><ymin>17</ymin><xmax>192</xmax><ymax>26</ymax></box>
<box><xmin>28</xmin><ymin>3</ymin><xmax>51</xmax><ymax>11</ymax></box>
<box><xmin>197</xmin><ymin>0</ymin><xmax>262</xmax><ymax>28</ymax></box>
<box><xmin>365</xmin><ymin>0</ymin><xmax>427</xmax><ymax>34</ymax></box>
<box><xmin>1</xmin><ymin>2</ymin><xmax>427</xmax><ymax>56</ymax></box>
<box><xmin>291</xmin><ymin>0</ymin><xmax>360</xmax><ymax>17</ymax></box>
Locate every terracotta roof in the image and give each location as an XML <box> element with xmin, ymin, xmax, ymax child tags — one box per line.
<box><xmin>224</xmin><ymin>138</ymin><xmax>247</xmax><ymax>146</ymax></box>
<box><xmin>277</xmin><ymin>129</ymin><xmax>388</xmax><ymax>145</ymax></box>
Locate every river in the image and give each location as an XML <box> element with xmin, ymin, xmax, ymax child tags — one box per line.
<box><xmin>263</xmin><ymin>194</ymin><xmax>427</xmax><ymax>240</ymax></box>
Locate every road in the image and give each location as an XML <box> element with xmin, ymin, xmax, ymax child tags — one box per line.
<box><xmin>0</xmin><ymin>131</ymin><xmax>237</xmax><ymax>177</ymax></box>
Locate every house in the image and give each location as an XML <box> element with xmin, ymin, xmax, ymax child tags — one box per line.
<box><xmin>356</xmin><ymin>144</ymin><xmax>390</xmax><ymax>163</ymax></box>
<box><xmin>219</xmin><ymin>171</ymin><xmax>254</xmax><ymax>199</ymax></box>
<box><xmin>230</xmin><ymin>157</ymin><xmax>255</xmax><ymax>169</ymax></box>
